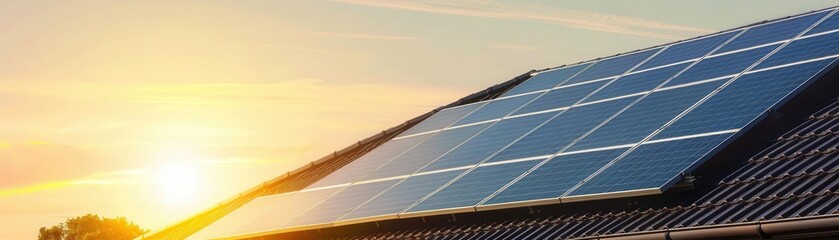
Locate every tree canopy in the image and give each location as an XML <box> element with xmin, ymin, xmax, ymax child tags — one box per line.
<box><xmin>37</xmin><ymin>214</ymin><xmax>146</xmax><ymax>240</ymax></box>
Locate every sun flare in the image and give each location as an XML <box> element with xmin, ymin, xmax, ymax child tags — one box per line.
<box><xmin>156</xmin><ymin>163</ymin><xmax>200</xmax><ymax>206</ymax></box>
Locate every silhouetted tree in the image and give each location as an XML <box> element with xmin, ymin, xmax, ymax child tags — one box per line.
<box><xmin>37</xmin><ymin>214</ymin><xmax>145</xmax><ymax>240</ymax></box>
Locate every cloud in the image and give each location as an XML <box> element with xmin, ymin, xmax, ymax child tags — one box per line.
<box><xmin>289</xmin><ymin>31</ymin><xmax>424</xmax><ymax>40</ymax></box>
<box><xmin>248</xmin><ymin>43</ymin><xmax>349</xmax><ymax>55</ymax></box>
<box><xmin>331</xmin><ymin>0</ymin><xmax>716</xmax><ymax>39</ymax></box>
<box><xmin>488</xmin><ymin>43</ymin><xmax>542</xmax><ymax>51</ymax></box>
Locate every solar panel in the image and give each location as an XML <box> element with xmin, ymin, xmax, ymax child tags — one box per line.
<box><xmin>568</xmin><ymin>80</ymin><xmax>725</xmax><ymax>151</ymax></box>
<box><xmin>420</xmin><ymin>113</ymin><xmax>555</xmax><ymax>172</ymax></box>
<box><xmin>202</xmin><ymin>8</ymin><xmax>839</xmax><ymax>238</ymax></box>
<box><xmin>637</xmin><ymin>31</ymin><xmax>738</xmax><ymax>70</ymax></box>
<box><xmin>512</xmin><ymin>80</ymin><xmax>607</xmax><ymax>116</ymax></box>
<box><xmin>306</xmin><ymin>131</ymin><xmax>435</xmax><ymax>189</ymax></box>
<box><xmin>360</xmin><ymin>123</ymin><xmax>489</xmax><ymax>181</ymax></box>
<box><xmin>338</xmin><ymin>169</ymin><xmax>466</xmax><ymax>224</ymax></box>
<box><xmin>564</xmin><ymin>48</ymin><xmax>660</xmax><ymax>85</ymax></box>
<box><xmin>398</xmin><ymin>102</ymin><xmax>485</xmax><ymax>137</ymax></box>
<box><xmin>452</xmin><ymin>94</ymin><xmax>539</xmax><ymax>126</ymax></box>
<box><xmin>500</xmin><ymin>63</ymin><xmax>591</xmax><ymax>97</ymax></box>
<box><xmin>663</xmin><ymin>43</ymin><xmax>776</xmax><ymax>87</ymax></box>
<box><xmin>285</xmin><ymin>180</ymin><xmax>399</xmax><ymax>228</ymax></box>
<box><xmin>403</xmin><ymin>160</ymin><xmax>541</xmax><ymax>216</ymax></box>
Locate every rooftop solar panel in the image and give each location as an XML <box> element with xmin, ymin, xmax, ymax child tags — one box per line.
<box><xmin>452</xmin><ymin>93</ymin><xmax>539</xmax><ymax>126</ymax></box>
<box><xmin>360</xmin><ymin>123</ymin><xmax>489</xmax><ymax>181</ymax></box>
<box><xmin>284</xmin><ymin>180</ymin><xmax>399</xmax><ymax>229</ymax></box>
<box><xmin>403</xmin><ymin>160</ymin><xmax>541</xmax><ymax>216</ymax></box>
<box><xmin>338</xmin><ymin>169</ymin><xmax>465</xmax><ymax>224</ymax></box>
<box><xmin>567</xmin><ymin>133</ymin><xmax>734</xmax><ymax>198</ymax></box>
<box><xmin>584</xmin><ymin>62</ymin><xmax>690</xmax><ymax>103</ymax></box>
<box><xmin>564</xmin><ymin>49</ymin><xmax>660</xmax><ymax>85</ymax></box>
<box><xmin>306</xmin><ymin>131</ymin><xmax>434</xmax><ymax>189</ymax></box>
<box><xmin>397</xmin><ymin>102</ymin><xmax>484</xmax><ymax>137</ymax></box>
<box><xmin>200</xmin><ymin>8</ymin><xmax>839</xmax><ymax>238</ymax></box>
<box><xmin>500</xmin><ymin>63</ymin><xmax>591</xmax><ymax>97</ymax></box>
<box><xmin>568</xmin><ymin>80</ymin><xmax>725</xmax><ymax>151</ymax></box>
<box><xmin>716</xmin><ymin>11</ymin><xmax>829</xmax><ymax>53</ymax></box>
<box><xmin>511</xmin><ymin>80</ymin><xmax>606</xmax><ymax>116</ymax></box>
<box><xmin>420</xmin><ymin>113</ymin><xmax>554</xmax><ymax>172</ymax></box>
<box><xmin>663</xmin><ymin>44</ymin><xmax>777</xmax><ymax>87</ymax></box>
<box><xmin>636</xmin><ymin>31</ymin><xmax>738</xmax><ymax>70</ymax></box>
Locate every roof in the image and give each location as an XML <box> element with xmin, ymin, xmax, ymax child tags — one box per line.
<box><xmin>144</xmin><ymin>6</ymin><xmax>839</xmax><ymax>240</ymax></box>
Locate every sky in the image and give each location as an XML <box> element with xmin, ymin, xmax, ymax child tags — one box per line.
<box><xmin>1</xmin><ymin>0</ymin><xmax>836</xmax><ymax>239</ymax></box>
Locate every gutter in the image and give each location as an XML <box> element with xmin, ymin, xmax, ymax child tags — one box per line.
<box><xmin>585</xmin><ymin>214</ymin><xmax>839</xmax><ymax>240</ymax></box>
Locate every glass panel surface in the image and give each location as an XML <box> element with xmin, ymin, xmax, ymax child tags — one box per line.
<box><xmin>454</xmin><ymin>94</ymin><xmax>540</xmax><ymax>126</ymax></box>
<box><xmin>569</xmin><ymin>134</ymin><xmax>733</xmax><ymax>196</ymax></box>
<box><xmin>307</xmin><ymin>132</ymin><xmax>434</xmax><ymax>189</ymax></box>
<box><xmin>513</xmin><ymin>81</ymin><xmax>606</xmax><ymax>116</ymax></box>
<box><xmin>406</xmin><ymin>160</ymin><xmax>541</xmax><ymax>213</ymax></box>
<box><xmin>361</xmin><ymin>123</ymin><xmax>489</xmax><ymax>180</ymax></box>
<box><xmin>340</xmin><ymin>170</ymin><xmax>466</xmax><ymax>221</ymax></box>
<box><xmin>586</xmin><ymin>63</ymin><xmax>690</xmax><ymax>102</ymax></box>
<box><xmin>284</xmin><ymin>180</ymin><xmax>399</xmax><ymax>227</ymax></box>
<box><xmin>502</xmin><ymin>63</ymin><xmax>591</xmax><ymax>97</ymax></box>
<box><xmin>716</xmin><ymin>11</ymin><xmax>828</xmax><ymax>53</ymax></box>
<box><xmin>569</xmin><ymin>80</ymin><xmax>725</xmax><ymax>151</ymax></box>
<box><xmin>483</xmin><ymin>149</ymin><xmax>626</xmax><ymax>205</ymax></box>
<box><xmin>564</xmin><ymin>49</ymin><xmax>660</xmax><ymax>85</ymax></box>
<box><xmin>757</xmin><ymin>31</ymin><xmax>839</xmax><ymax>68</ymax></box>
<box><xmin>807</xmin><ymin>10</ymin><xmax>839</xmax><ymax>35</ymax></box>
<box><xmin>664</xmin><ymin>44</ymin><xmax>776</xmax><ymax>87</ymax></box>
<box><xmin>487</xmin><ymin>97</ymin><xmax>638</xmax><ymax>162</ymax></box>
<box><xmin>655</xmin><ymin>59</ymin><xmax>835</xmax><ymax>140</ymax></box>
<box><xmin>421</xmin><ymin>113</ymin><xmax>555</xmax><ymax>172</ymax></box>
<box><xmin>399</xmin><ymin>103</ymin><xmax>484</xmax><ymax>136</ymax></box>
<box><xmin>638</xmin><ymin>31</ymin><xmax>738</xmax><ymax>70</ymax></box>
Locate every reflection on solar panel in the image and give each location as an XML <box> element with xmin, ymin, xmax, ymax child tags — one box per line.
<box><xmin>190</xmin><ymin>8</ymin><xmax>839</xmax><ymax>239</ymax></box>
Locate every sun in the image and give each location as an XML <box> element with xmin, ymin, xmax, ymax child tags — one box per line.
<box><xmin>156</xmin><ymin>163</ymin><xmax>200</xmax><ymax>206</ymax></box>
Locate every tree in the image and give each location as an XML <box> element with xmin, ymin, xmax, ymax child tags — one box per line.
<box><xmin>37</xmin><ymin>214</ymin><xmax>146</xmax><ymax>240</ymax></box>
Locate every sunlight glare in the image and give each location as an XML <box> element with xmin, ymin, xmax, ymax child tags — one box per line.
<box><xmin>156</xmin><ymin>163</ymin><xmax>200</xmax><ymax>206</ymax></box>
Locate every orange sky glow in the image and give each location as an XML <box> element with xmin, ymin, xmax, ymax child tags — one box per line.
<box><xmin>2</xmin><ymin>1</ymin><xmax>836</xmax><ymax>239</ymax></box>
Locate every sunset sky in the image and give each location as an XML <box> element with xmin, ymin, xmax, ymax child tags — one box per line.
<box><xmin>1</xmin><ymin>1</ymin><xmax>836</xmax><ymax>239</ymax></box>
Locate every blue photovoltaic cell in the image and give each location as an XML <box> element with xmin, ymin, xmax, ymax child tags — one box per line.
<box><xmin>482</xmin><ymin>149</ymin><xmax>626</xmax><ymax>205</ymax></box>
<box><xmin>512</xmin><ymin>81</ymin><xmax>606</xmax><ymax>116</ymax></box>
<box><xmin>306</xmin><ymin>132</ymin><xmax>434</xmax><ymax>189</ymax></box>
<box><xmin>502</xmin><ymin>63</ymin><xmax>591</xmax><ymax>97</ymax></box>
<box><xmin>420</xmin><ymin>113</ymin><xmax>555</xmax><ymax>172</ymax></box>
<box><xmin>756</xmin><ymin>31</ymin><xmax>839</xmax><ymax>69</ymax></box>
<box><xmin>638</xmin><ymin>31</ymin><xmax>738</xmax><ymax>70</ymax></box>
<box><xmin>807</xmin><ymin>10</ymin><xmax>839</xmax><ymax>35</ymax></box>
<box><xmin>285</xmin><ymin>180</ymin><xmax>399</xmax><ymax>227</ymax></box>
<box><xmin>487</xmin><ymin>97</ymin><xmax>638</xmax><ymax>163</ymax></box>
<box><xmin>716</xmin><ymin>11</ymin><xmax>828</xmax><ymax>53</ymax></box>
<box><xmin>569</xmin><ymin>80</ymin><xmax>725</xmax><ymax>151</ymax></box>
<box><xmin>664</xmin><ymin>44</ymin><xmax>776</xmax><ymax>87</ymax></box>
<box><xmin>563</xmin><ymin>49</ymin><xmax>660</xmax><ymax>85</ymax></box>
<box><xmin>406</xmin><ymin>161</ymin><xmax>540</xmax><ymax>213</ymax></box>
<box><xmin>569</xmin><ymin>134</ymin><xmax>733</xmax><ymax>196</ymax></box>
<box><xmin>453</xmin><ymin>94</ymin><xmax>540</xmax><ymax>126</ymax></box>
<box><xmin>361</xmin><ymin>123</ymin><xmax>489</xmax><ymax>181</ymax></box>
<box><xmin>585</xmin><ymin>63</ymin><xmax>689</xmax><ymax>103</ymax></box>
<box><xmin>340</xmin><ymin>170</ymin><xmax>466</xmax><ymax>221</ymax></box>
<box><xmin>655</xmin><ymin>59</ymin><xmax>835</xmax><ymax>140</ymax></box>
<box><xmin>398</xmin><ymin>103</ymin><xmax>484</xmax><ymax>137</ymax></box>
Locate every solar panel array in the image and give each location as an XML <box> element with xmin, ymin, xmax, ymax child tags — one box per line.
<box><xmin>190</xmin><ymin>8</ymin><xmax>839</xmax><ymax>239</ymax></box>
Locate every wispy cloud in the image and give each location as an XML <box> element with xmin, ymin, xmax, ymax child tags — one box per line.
<box><xmin>248</xmin><ymin>43</ymin><xmax>348</xmax><ymax>55</ymax></box>
<box><xmin>290</xmin><ymin>31</ymin><xmax>424</xmax><ymax>40</ymax></box>
<box><xmin>488</xmin><ymin>43</ymin><xmax>542</xmax><ymax>51</ymax></box>
<box><xmin>332</xmin><ymin>0</ymin><xmax>716</xmax><ymax>40</ymax></box>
